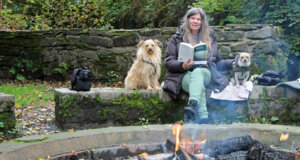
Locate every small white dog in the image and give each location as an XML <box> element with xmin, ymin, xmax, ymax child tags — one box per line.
<box><xmin>124</xmin><ymin>39</ymin><xmax>162</xmax><ymax>90</ymax></box>
<box><xmin>231</xmin><ymin>52</ymin><xmax>251</xmax><ymax>86</ymax></box>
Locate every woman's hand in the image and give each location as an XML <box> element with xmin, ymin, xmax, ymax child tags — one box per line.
<box><xmin>182</xmin><ymin>59</ymin><xmax>195</xmax><ymax>70</ymax></box>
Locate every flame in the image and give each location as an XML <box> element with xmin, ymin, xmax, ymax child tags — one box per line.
<box><xmin>138</xmin><ymin>152</ymin><xmax>149</xmax><ymax>157</ymax></box>
<box><xmin>172</xmin><ymin>122</ymin><xmax>182</xmax><ymax>152</ymax></box>
<box><xmin>280</xmin><ymin>133</ymin><xmax>289</xmax><ymax>141</ymax></box>
<box><xmin>172</xmin><ymin>123</ymin><xmax>207</xmax><ymax>153</ymax></box>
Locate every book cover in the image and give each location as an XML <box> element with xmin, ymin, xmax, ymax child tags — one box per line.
<box><xmin>178</xmin><ymin>42</ymin><xmax>207</xmax><ymax>64</ymax></box>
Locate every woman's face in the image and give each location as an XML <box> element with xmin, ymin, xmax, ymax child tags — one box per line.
<box><xmin>189</xmin><ymin>14</ymin><xmax>202</xmax><ymax>33</ymax></box>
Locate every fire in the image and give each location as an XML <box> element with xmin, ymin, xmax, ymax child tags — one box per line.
<box><xmin>138</xmin><ymin>152</ymin><xmax>149</xmax><ymax>159</ymax></box>
<box><xmin>172</xmin><ymin>122</ymin><xmax>206</xmax><ymax>153</ymax></box>
<box><xmin>279</xmin><ymin>133</ymin><xmax>289</xmax><ymax>141</ymax></box>
<box><xmin>172</xmin><ymin>122</ymin><xmax>182</xmax><ymax>152</ymax></box>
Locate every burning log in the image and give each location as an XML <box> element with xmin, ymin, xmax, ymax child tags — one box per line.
<box><xmin>248</xmin><ymin>140</ymin><xmax>293</xmax><ymax>160</ymax></box>
<box><xmin>199</xmin><ymin>135</ymin><xmax>254</xmax><ymax>158</ymax></box>
<box><xmin>165</xmin><ymin>139</ymin><xmax>201</xmax><ymax>160</ymax></box>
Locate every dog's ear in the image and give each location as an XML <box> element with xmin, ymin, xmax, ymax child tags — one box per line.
<box><xmin>235</xmin><ymin>53</ymin><xmax>240</xmax><ymax>62</ymax></box>
<box><xmin>137</xmin><ymin>40</ymin><xmax>145</xmax><ymax>47</ymax></box>
<box><xmin>154</xmin><ymin>39</ymin><xmax>161</xmax><ymax>46</ymax></box>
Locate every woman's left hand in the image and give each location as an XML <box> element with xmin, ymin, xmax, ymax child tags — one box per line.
<box><xmin>182</xmin><ymin>59</ymin><xmax>195</xmax><ymax>70</ymax></box>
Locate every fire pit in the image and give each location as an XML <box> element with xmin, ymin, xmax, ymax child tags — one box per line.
<box><xmin>0</xmin><ymin>124</ymin><xmax>299</xmax><ymax>160</ymax></box>
<box><xmin>50</xmin><ymin>134</ymin><xmax>297</xmax><ymax>160</ymax></box>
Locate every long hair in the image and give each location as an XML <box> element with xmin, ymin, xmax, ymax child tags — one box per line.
<box><xmin>180</xmin><ymin>7</ymin><xmax>212</xmax><ymax>53</ymax></box>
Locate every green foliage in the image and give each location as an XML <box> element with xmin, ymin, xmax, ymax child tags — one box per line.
<box><xmin>271</xmin><ymin>116</ymin><xmax>279</xmax><ymax>122</ymax></box>
<box><xmin>8</xmin><ymin>57</ymin><xmax>41</xmax><ymax>82</ymax></box>
<box><xmin>139</xmin><ymin>117</ymin><xmax>149</xmax><ymax>128</ymax></box>
<box><xmin>0</xmin><ymin>112</ymin><xmax>20</xmax><ymax>139</ymax></box>
<box><xmin>106</xmin><ymin>71</ymin><xmax>119</xmax><ymax>85</ymax></box>
<box><xmin>1</xmin><ymin>0</ymin><xmax>190</xmax><ymax>30</ymax></box>
<box><xmin>241</xmin><ymin>0</ymin><xmax>300</xmax><ymax>61</ymax></box>
<box><xmin>9</xmin><ymin>68</ymin><xmax>25</xmax><ymax>83</ymax></box>
<box><xmin>1</xmin><ymin>0</ymin><xmax>105</xmax><ymax>30</ymax></box>
<box><xmin>54</xmin><ymin>62</ymin><xmax>69</xmax><ymax>78</ymax></box>
<box><xmin>192</xmin><ymin>0</ymin><xmax>245</xmax><ymax>25</ymax></box>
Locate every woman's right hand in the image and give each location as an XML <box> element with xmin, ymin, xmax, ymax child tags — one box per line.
<box><xmin>182</xmin><ymin>59</ymin><xmax>195</xmax><ymax>70</ymax></box>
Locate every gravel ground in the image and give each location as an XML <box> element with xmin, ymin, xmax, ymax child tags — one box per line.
<box><xmin>14</xmin><ymin>104</ymin><xmax>60</xmax><ymax>136</ymax></box>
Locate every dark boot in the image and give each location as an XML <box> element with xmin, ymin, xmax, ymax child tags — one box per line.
<box><xmin>184</xmin><ymin>100</ymin><xmax>198</xmax><ymax>123</ymax></box>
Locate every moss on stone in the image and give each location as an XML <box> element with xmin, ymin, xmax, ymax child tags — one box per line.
<box><xmin>96</xmin><ymin>91</ymin><xmax>183</xmax><ymax>125</ymax></box>
<box><xmin>58</xmin><ymin>95</ymin><xmax>75</xmax><ymax>118</ymax></box>
<box><xmin>249</xmin><ymin>64</ymin><xmax>261</xmax><ymax>75</ymax></box>
<box><xmin>0</xmin><ymin>112</ymin><xmax>16</xmax><ymax>138</ymax></box>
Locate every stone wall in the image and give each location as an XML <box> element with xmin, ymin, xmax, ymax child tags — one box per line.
<box><xmin>0</xmin><ymin>24</ymin><xmax>287</xmax><ymax>82</ymax></box>
<box><xmin>0</xmin><ymin>93</ymin><xmax>16</xmax><ymax>136</ymax></box>
<box><xmin>54</xmin><ymin>86</ymin><xmax>300</xmax><ymax>130</ymax></box>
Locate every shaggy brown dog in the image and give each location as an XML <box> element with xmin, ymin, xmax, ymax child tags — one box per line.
<box><xmin>124</xmin><ymin>39</ymin><xmax>162</xmax><ymax>90</ymax></box>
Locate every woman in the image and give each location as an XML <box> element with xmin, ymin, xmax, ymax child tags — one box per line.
<box><xmin>162</xmin><ymin>7</ymin><xmax>234</xmax><ymax>123</ymax></box>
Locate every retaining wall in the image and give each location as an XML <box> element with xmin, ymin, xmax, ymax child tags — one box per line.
<box><xmin>0</xmin><ymin>24</ymin><xmax>287</xmax><ymax>82</ymax></box>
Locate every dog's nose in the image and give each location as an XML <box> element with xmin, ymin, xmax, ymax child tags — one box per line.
<box><xmin>243</xmin><ymin>59</ymin><xmax>247</xmax><ymax>63</ymax></box>
<box><xmin>148</xmin><ymin>48</ymin><xmax>152</xmax><ymax>52</ymax></box>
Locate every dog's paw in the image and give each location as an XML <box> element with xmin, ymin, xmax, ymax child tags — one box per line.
<box><xmin>155</xmin><ymin>86</ymin><xmax>162</xmax><ymax>90</ymax></box>
<box><xmin>147</xmin><ymin>86</ymin><xmax>153</xmax><ymax>90</ymax></box>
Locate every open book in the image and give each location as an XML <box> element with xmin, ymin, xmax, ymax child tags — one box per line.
<box><xmin>178</xmin><ymin>42</ymin><xmax>207</xmax><ymax>64</ymax></box>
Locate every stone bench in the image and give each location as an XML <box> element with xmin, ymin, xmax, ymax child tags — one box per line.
<box><xmin>0</xmin><ymin>93</ymin><xmax>16</xmax><ymax>136</ymax></box>
<box><xmin>54</xmin><ymin>86</ymin><xmax>300</xmax><ymax>130</ymax></box>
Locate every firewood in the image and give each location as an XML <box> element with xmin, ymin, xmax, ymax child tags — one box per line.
<box><xmin>248</xmin><ymin>140</ymin><xmax>293</xmax><ymax>160</ymax></box>
<box><xmin>199</xmin><ymin>135</ymin><xmax>254</xmax><ymax>158</ymax></box>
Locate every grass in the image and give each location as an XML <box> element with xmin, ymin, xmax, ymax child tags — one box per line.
<box><xmin>0</xmin><ymin>83</ymin><xmax>54</xmax><ymax>108</ymax></box>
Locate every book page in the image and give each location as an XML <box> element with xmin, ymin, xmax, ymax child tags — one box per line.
<box><xmin>193</xmin><ymin>43</ymin><xmax>207</xmax><ymax>64</ymax></box>
<box><xmin>178</xmin><ymin>42</ymin><xmax>194</xmax><ymax>62</ymax></box>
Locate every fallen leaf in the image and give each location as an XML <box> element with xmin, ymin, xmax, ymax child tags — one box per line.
<box><xmin>40</xmin><ymin>108</ymin><xmax>47</xmax><ymax>112</ymax></box>
<box><xmin>67</xmin><ymin>128</ymin><xmax>74</xmax><ymax>132</ymax></box>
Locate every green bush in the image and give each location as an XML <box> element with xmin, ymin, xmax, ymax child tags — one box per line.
<box><xmin>192</xmin><ymin>0</ymin><xmax>245</xmax><ymax>25</ymax></box>
<box><xmin>0</xmin><ymin>0</ymin><xmax>191</xmax><ymax>30</ymax></box>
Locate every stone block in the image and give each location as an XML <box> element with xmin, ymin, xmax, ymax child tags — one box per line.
<box><xmin>54</xmin><ymin>88</ymin><xmax>184</xmax><ymax>130</ymax></box>
<box><xmin>0</xmin><ymin>93</ymin><xmax>16</xmax><ymax>135</ymax></box>
<box><xmin>216</xmin><ymin>31</ymin><xmax>244</xmax><ymax>42</ymax></box>
<box><xmin>80</xmin><ymin>36</ymin><xmax>113</xmax><ymax>47</ymax></box>
<box><xmin>139</xmin><ymin>29</ymin><xmax>160</xmax><ymax>36</ymax></box>
<box><xmin>0</xmin><ymin>93</ymin><xmax>15</xmax><ymax>112</ymax></box>
<box><xmin>252</xmin><ymin>39</ymin><xmax>278</xmax><ymax>55</ymax></box>
<box><xmin>230</xmin><ymin>42</ymin><xmax>250</xmax><ymax>52</ymax></box>
<box><xmin>112</xmin><ymin>33</ymin><xmax>141</xmax><ymax>47</ymax></box>
<box><xmin>246</xmin><ymin>26</ymin><xmax>275</xmax><ymax>40</ymax></box>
